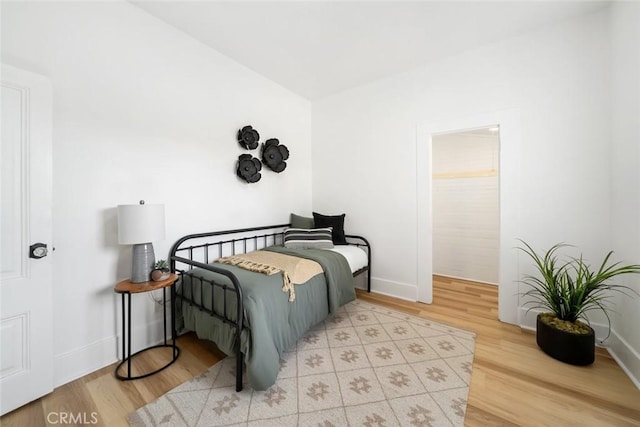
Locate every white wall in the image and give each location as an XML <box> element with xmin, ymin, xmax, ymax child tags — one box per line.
<box><xmin>3</xmin><ymin>0</ymin><xmax>637</xmax><ymax>390</ymax></box>
<box><xmin>313</xmin><ymin>4</ymin><xmax>640</xmax><ymax>387</ymax></box>
<box><xmin>1</xmin><ymin>1</ymin><xmax>312</xmax><ymax>386</ymax></box>
<box><xmin>313</xmin><ymin>9</ymin><xmax>612</xmax><ymax>306</ymax></box>
<box><xmin>609</xmin><ymin>1</ymin><xmax>640</xmax><ymax>387</ymax></box>
<box><xmin>432</xmin><ymin>131</ymin><xmax>499</xmax><ymax>284</ymax></box>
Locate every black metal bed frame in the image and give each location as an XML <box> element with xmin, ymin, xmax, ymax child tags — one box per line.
<box><xmin>169</xmin><ymin>223</ymin><xmax>371</xmax><ymax>392</ymax></box>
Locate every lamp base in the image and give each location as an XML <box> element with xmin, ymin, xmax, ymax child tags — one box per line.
<box><xmin>131</xmin><ymin>243</ymin><xmax>155</xmax><ymax>283</ymax></box>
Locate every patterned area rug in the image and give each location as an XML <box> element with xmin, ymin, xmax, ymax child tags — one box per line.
<box><xmin>129</xmin><ymin>299</ymin><xmax>476</xmax><ymax>426</ymax></box>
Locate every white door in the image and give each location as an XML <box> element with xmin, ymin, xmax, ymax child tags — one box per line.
<box><xmin>1</xmin><ymin>64</ymin><xmax>54</xmax><ymax>415</ymax></box>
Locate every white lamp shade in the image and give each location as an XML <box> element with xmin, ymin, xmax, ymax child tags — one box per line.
<box><xmin>117</xmin><ymin>203</ymin><xmax>165</xmax><ymax>244</ymax></box>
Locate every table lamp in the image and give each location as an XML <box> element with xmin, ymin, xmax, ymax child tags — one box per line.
<box><xmin>117</xmin><ymin>200</ymin><xmax>165</xmax><ymax>283</ymax></box>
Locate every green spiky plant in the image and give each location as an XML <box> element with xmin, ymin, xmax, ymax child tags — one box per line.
<box><xmin>154</xmin><ymin>259</ymin><xmax>169</xmax><ymax>272</ymax></box>
<box><xmin>518</xmin><ymin>240</ymin><xmax>640</xmax><ymax>336</ymax></box>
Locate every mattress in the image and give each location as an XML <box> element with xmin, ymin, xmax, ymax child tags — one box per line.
<box><xmin>328</xmin><ymin>245</ymin><xmax>368</xmax><ymax>273</ymax></box>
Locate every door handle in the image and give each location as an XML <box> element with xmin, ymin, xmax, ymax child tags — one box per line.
<box><xmin>29</xmin><ymin>243</ymin><xmax>48</xmax><ymax>259</ymax></box>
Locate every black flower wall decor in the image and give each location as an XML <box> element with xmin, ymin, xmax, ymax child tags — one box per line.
<box><xmin>236</xmin><ymin>154</ymin><xmax>262</xmax><ymax>183</ymax></box>
<box><xmin>237</xmin><ymin>125</ymin><xmax>260</xmax><ymax>150</ymax></box>
<box><xmin>261</xmin><ymin>138</ymin><xmax>290</xmax><ymax>173</ymax></box>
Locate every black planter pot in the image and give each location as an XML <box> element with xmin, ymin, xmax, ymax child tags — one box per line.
<box><xmin>536</xmin><ymin>314</ymin><xmax>595</xmax><ymax>366</ymax></box>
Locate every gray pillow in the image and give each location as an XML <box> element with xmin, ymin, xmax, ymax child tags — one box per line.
<box><xmin>290</xmin><ymin>213</ymin><xmax>314</xmax><ymax>229</ymax></box>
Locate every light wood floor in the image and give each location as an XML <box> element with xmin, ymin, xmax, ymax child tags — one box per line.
<box><xmin>2</xmin><ymin>276</ymin><xmax>639</xmax><ymax>426</ymax></box>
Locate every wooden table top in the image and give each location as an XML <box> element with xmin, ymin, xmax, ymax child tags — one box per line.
<box><xmin>114</xmin><ymin>273</ymin><xmax>179</xmax><ymax>294</ymax></box>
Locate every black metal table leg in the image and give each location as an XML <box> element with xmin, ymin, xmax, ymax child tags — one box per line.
<box><xmin>171</xmin><ymin>282</ymin><xmax>177</xmax><ymax>354</ymax></box>
<box><xmin>114</xmin><ymin>275</ymin><xmax>180</xmax><ymax>381</ymax></box>
<box><xmin>121</xmin><ymin>293</ymin><xmax>125</xmax><ymax>366</ymax></box>
<box><xmin>127</xmin><ymin>292</ymin><xmax>132</xmax><ymax>379</ymax></box>
<box><xmin>163</xmin><ymin>287</ymin><xmax>167</xmax><ymax>346</ymax></box>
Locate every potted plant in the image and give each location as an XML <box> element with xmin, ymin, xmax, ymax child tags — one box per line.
<box><xmin>518</xmin><ymin>241</ymin><xmax>640</xmax><ymax>365</ymax></box>
<box><xmin>151</xmin><ymin>259</ymin><xmax>170</xmax><ymax>282</ymax></box>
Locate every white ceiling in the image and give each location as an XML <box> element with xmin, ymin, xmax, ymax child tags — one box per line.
<box><xmin>131</xmin><ymin>1</ymin><xmax>609</xmax><ymax>100</ymax></box>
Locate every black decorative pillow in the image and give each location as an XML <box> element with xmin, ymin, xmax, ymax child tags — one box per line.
<box><xmin>312</xmin><ymin>212</ymin><xmax>347</xmax><ymax>245</ymax></box>
<box><xmin>290</xmin><ymin>213</ymin><xmax>314</xmax><ymax>229</ymax></box>
<box><xmin>284</xmin><ymin>228</ymin><xmax>334</xmax><ymax>249</ymax></box>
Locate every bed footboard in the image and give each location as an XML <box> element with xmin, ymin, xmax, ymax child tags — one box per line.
<box><xmin>169</xmin><ymin>224</ymin><xmax>289</xmax><ymax>392</ymax></box>
<box><xmin>170</xmin><ymin>256</ymin><xmax>245</xmax><ymax>391</ymax></box>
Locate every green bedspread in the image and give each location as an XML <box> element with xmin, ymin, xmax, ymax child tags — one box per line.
<box><xmin>177</xmin><ymin>246</ymin><xmax>355</xmax><ymax>390</ymax></box>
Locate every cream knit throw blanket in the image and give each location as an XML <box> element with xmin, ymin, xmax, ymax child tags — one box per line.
<box><xmin>217</xmin><ymin>251</ymin><xmax>323</xmax><ymax>302</ymax></box>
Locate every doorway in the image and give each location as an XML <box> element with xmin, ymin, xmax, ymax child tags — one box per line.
<box><xmin>416</xmin><ymin>110</ymin><xmax>521</xmax><ymax>325</ymax></box>
<box><xmin>431</xmin><ymin>127</ymin><xmax>500</xmax><ymax>286</ymax></box>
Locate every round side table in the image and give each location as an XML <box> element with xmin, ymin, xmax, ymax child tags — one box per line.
<box><xmin>114</xmin><ymin>273</ymin><xmax>180</xmax><ymax>380</ymax></box>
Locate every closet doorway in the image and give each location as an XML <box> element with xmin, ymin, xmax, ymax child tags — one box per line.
<box><xmin>431</xmin><ymin>127</ymin><xmax>500</xmax><ymax>286</ymax></box>
<box><xmin>417</xmin><ymin>110</ymin><xmax>521</xmax><ymax>325</ymax></box>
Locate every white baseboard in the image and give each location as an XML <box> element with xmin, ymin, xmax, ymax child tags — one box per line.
<box><xmin>53</xmin><ymin>336</ymin><xmax>118</xmax><ymax>387</ymax></box>
<box><xmin>607</xmin><ymin>329</ymin><xmax>640</xmax><ymax>390</ymax></box>
<box><xmin>518</xmin><ymin>306</ymin><xmax>540</xmax><ymax>332</ymax></box>
<box><xmin>518</xmin><ymin>306</ymin><xmax>640</xmax><ymax>390</ymax></box>
<box><xmin>53</xmin><ymin>318</ymin><xmax>167</xmax><ymax>388</ymax></box>
<box><xmin>370</xmin><ymin>277</ymin><xmax>417</xmax><ymax>302</ymax></box>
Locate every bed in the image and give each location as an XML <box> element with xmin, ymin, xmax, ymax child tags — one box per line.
<box><xmin>169</xmin><ymin>223</ymin><xmax>371</xmax><ymax>392</ymax></box>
